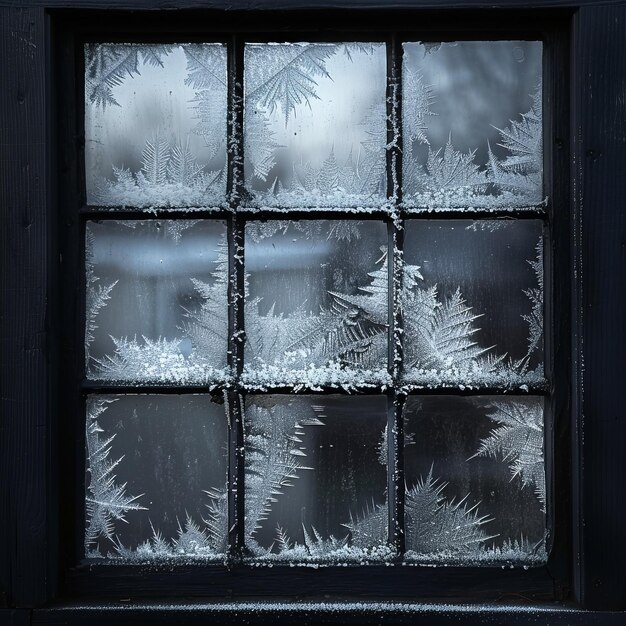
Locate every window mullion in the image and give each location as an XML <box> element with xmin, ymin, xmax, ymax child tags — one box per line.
<box><xmin>387</xmin><ymin>34</ymin><xmax>405</xmax><ymax>557</ymax></box>
<box><xmin>226</xmin><ymin>34</ymin><xmax>246</xmax><ymax>561</ymax></box>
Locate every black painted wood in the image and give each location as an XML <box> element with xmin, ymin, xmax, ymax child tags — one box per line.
<box><xmin>572</xmin><ymin>5</ymin><xmax>626</xmax><ymax>612</ymax></box>
<box><xmin>0</xmin><ymin>5</ymin><xmax>52</xmax><ymax>609</ymax></box>
<box><xmin>1</xmin><ymin>0</ymin><xmax>626</xmax><ymax>621</ymax></box>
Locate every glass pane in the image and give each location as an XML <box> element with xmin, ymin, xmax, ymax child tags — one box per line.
<box><xmin>244</xmin><ymin>43</ymin><xmax>387</xmax><ymax>208</ymax></box>
<box><xmin>402</xmin><ymin>41</ymin><xmax>542</xmax><ymax>210</ymax></box>
<box><xmin>245</xmin><ymin>395</ymin><xmax>390</xmax><ymax>562</ymax></box>
<box><xmin>402</xmin><ymin>220</ymin><xmax>544</xmax><ymax>388</ymax></box>
<box><xmin>85</xmin><ymin>43</ymin><xmax>227</xmax><ymax>208</ymax></box>
<box><xmin>243</xmin><ymin>220</ymin><xmax>389</xmax><ymax>388</ymax></box>
<box><xmin>85</xmin><ymin>220</ymin><xmax>228</xmax><ymax>384</ymax></box>
<box><xmin>85</xmin><ymin>394</ymin><xmax>228</xmax><ymax>561</ymax></box>
<box><xmin>403</xmin><ymin>396</ymin><xmax>546</xmax><ymax>565</ymax></box>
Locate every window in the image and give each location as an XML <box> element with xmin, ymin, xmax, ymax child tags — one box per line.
<box><xmin>80</xmin><ymin>35</ymin><xmax>549</xmax><ymax>568</ymax></box>
<box><xmin>4</xmin><ymin>3</ymin><xmax>626</xmax><ymax>621</ymax></box>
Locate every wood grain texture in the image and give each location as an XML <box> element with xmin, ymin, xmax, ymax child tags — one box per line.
<box><xmin>573</xmin><ymin>5</ymin><xmax>626</xmax><ymax>612</ymax></box>
<box><xmin>0</xmin><ymin>5</ymin><xmax>50</xmax><ymax>609</ymax></box>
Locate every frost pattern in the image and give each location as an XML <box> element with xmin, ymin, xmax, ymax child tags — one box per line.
<box><xmin>244</xmin><ymin>43</ymin><xmax>386</xmax><ymax>208</ymax></box>
<box><xmin>93</xmin><ymin>135</ymin><xmax>227</xmax><ymax>209</ymax></box>
<box><xmin>87</xmin><ymin>228</ymin><xmax>229</xmax><ymax>385</ymax></box>
<box><xmin>245</xmin><ymin>397</ymin><xmax>391</xmax><ymax>562</ymax></box>
<box><xmin>403</xmin><ymin>52</ymin><xmax>543</xmax><ymax>211</ymax></box>
<box><xmin>86</xmin><ymin>44</ymin><xmax>227</xmax><ymax>208</ymax></box>
<box><xmin>85</xmin><ymin>398</ymin><xmax>228</xmax><ymax>561</ymax></box>
<box><xmin>85</xmin><ymin>229</ymin><xmax>117</xmax><ymax>367</ymax></box>
<box><xmin>85</xmin><ymin>398</ymin><xmax>146</xmax><ymax>553</ymax></box>
<box><xmin>471</xmin><ymin>400</ymin><xmax>546</xmax><ymax>509</ymax></box>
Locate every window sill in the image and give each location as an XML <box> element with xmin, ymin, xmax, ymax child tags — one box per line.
<box><xmin>30</xmin><ymin>601</ymin><xmax>626</xmax><ymax>625</ymax></box>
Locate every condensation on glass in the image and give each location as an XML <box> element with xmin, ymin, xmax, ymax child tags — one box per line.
<box><xmin>403</xmin><ymin>395</ymin><xmax>546</xmax><ymax>565</ymax></box>
<box><xmin>402</xmin><ymin>219</ymin><xmax>544</xmax><ymax>388</ymax></box>
<box><xmin>243</xmin><ymin>220</ymin><xmax>389</xmax><ymax>388</ymax></box>
<box><xmin>85</xmin><ymin>219</ymin><xmax>228</xmax><ymax>384</ymax></box>
<box><xmin>85</xmin><ymin>43</ymin><xmax>227</xmax><ymax>208</ymax></box>
<box><xmin>244</xmin><ymin>395</ymin><xmax>389</xmax><ymax>562</ymax></box>
<box><xmin>402</xmin><ymin>41</ymin><xmax>543</xmax><ymax>211</ymax></box>
<box><xmin>85</xmin><ymin>394</ymin><xmax>228</xmax><ymax>561</ymax></box>
<box><xmin>243</xmin><ymin>43</ymin><xmax>387</xmax><ymax>208</ymax></box>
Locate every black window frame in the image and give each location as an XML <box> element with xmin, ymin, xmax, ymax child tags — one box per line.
<box><xmin>2</xmin><ymin>2</ymin><xmax>626</xmax><ymax>623</ymax></box>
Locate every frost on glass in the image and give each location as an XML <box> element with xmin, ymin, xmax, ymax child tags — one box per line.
<box><xmin>85</xmin><ymin>394</ymin><xmax>228</xmax><ymax>561</ymax></box>
<box><xmin>85</xmin><ymin>220</ymin><xmax>229</xmax><ymax>384</ymax></box>
<box><xmin>402</xmin><ymin>41</ymin><xmax>543</xmax><ymax>211</ymax></box>
<box><xmin>85</xmin><ymin>44</ymin><xmax>227</xmax><ymax>208</ymax></box>
<box><xmin>402</xmin><ymin>220</ymin><xmax>544</xmax><ymax>389</ymax></box>
<box><xmin>245</xmin><ymin>395</ymin><xmax>390</xmax><ymax>563</ymax></box>
<box><xmin>244</xmin><ymin>43</ymin><xmax>387</xmax><ymax>209</ymax></box>
<box><xmin>403</xmin><ymin>396</ymin><xmax>546</xmax><ymax>565</ymax></box>
<box><xmin>243</xmin><ymin>220</ymin><xmax>390</xmax><ymax>389</ymax></box>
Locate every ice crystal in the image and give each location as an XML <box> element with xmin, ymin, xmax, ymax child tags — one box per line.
<box><xmin>403</xmin><ymin>78</ymin><xmax>543</xmax><ymax>210</ymax></box>
<box><xmin>85</xmin><ymin>43</ymin><xmax>175</xmax><ymax>110</ymax></box>
<box><xmin>245</xmin><ymin>398</ymin><xmax>325</xmax><ymax>552</ymax></box>
<box><xmin>113</xmin><ymin>499</ymin><xmax>227</xmax><ymax>562</ymax></box>
<box><xmin>85</xmin><ymin>228</ymin><xmax>117</xmax><ymax>367</ymax></box>
<box><xmin>89</xmin><ymin>236</ymin><xmax>229</xmax><ymax>384</ymax></box>
<box><xmin>521</xmin><ymin>238</ymin><xmax>543</xmax><ymax>365</ymax></box>
<box><xmin>404</xmin><ymin>468</ymin><xmax>495</xmax><ymax>556</ymax></box>
<box><xmin>85</xmin><ymin>398</ymin><xmax>146</xmax><ymax>553</ymax></box>
<box><xmin>94</xmin><ymin>136</ymin><xmax>226</xmax><ymax>208</ymax></box>
<box><xmin>471</xmin><ymin>400</ymin><xmax>546</xmax><ymax>508</ymax></box>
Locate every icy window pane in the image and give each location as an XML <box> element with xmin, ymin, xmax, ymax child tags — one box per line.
<box><xmin>85</xmin><ymin>44</ymin><xmax>227</xmax><ymax>208</ymax></box>
<box><xmin>85</xmin><ymin>220</ymin><xmax>229</xmax><ymax>384</ymax></box>
<box><xmin>85</xmin><ymin>394</ymin><xmax>228</xmax><ymax>561</ymax></box>
<box><xmin>244</xmin><ymin>43</ymin><xmax>387</xmax><ymax>209</ymax></box>
<box><xmin>403</xmin><ymin>396</ymin><xmax>546</xmax><ymax>565</ymax></box>
<box><xmin>245</xmin><ymin>395</ymin><xmax>390</xmax><ymax>562</ymax></box>
<box><xmin>402</xmin><ymin>41</ymin><xmax>542</xmax><ymax>211</ymax></box>
<box><xmin>243</xmin><ymin>220</ymin><xmax>389</xmax><ymax>388</ymax></box>
<box><xmin>402</xmin><ymin>220</ymin><xmax>544</xmax><ymax>389</ymax></box>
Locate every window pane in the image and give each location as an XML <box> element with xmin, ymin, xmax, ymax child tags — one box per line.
<box><xmin>245</xmin><ymin>395</ymin><xmax>390</xmax><ymax>562</ymax></box>
<box><xmin>402</xmin><ymin>220</ymin><xmax>544</xmax><ymax>388</ymax></box>
<box><xmin>403</xmin><ymin>396</ymin><xmax>546</xmax><ymax>565</ymax></box>
<box><xmin>85</xmin><ymin>219</ymin><xmax>228</xmax><ymax>384</ymax></box>
<box><xmin>244</xmin><ymin>43</ymin><xmax>387</xmax><ymax>208</ymax></box>
<box><xmin>402</xmin><ymin>41</ymin><xmax>542</xmax><ymax>211</ymax></box>
<box><xmin>85</xmin><ymin>394</ymin><xmax>228</xmax><ymax>561</ymax></box>
<box><xmin>85</xmin><ymin>43</ymin><xmax>227</xmax><ymax>208</ymax></box>
<box><xmin>243</xmin><ymin>220</ymin><xmax>389</xmax><ymax>388</ymax></box>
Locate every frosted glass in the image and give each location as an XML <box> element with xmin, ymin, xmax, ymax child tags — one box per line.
<box><xmin>245</xmin><ymin>395</ymin><xmax>389</xmax><ymax>562</ymax></box>
<box><xmin>403</xmin><ymin>396</ymin><xmax>546</xmax><ymax>565</ymax></box>
<box><xmin>85</xmin><ymin>220</ymin><xmax>228</xmax><ymax>384</ymax></box>
<box><xmin>244</xmin><ymin>43</ymin><xmax>387</xmax><ymax>208</ymax></box>
<box><xmin>243</xmin><ymin>220</ymin><xmax>389</xmax><ymax>388</ymax></box>
<box><xmin>402</xmin><ymin>41</ymin><xmax>542</xmax><ymax>210</ymax></box>
<box><xmin>85</xmin><ymin>394</ymin><xmax>228</xmax><ymax>561</ymax></box>
<box><xmin>402</xmin><ymin>220</ymin><xmax>544</xmax><ymax>388</ymax></box>
<box><xmin>85</xmin><ymin>43</ymin><xmax>227</xmax><ymax>208</ymax></box>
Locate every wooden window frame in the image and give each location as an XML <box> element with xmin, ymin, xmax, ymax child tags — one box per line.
<box><xmin>1</xmin><ymin>2</ymin><xmax>625</xmax><ymax>623</ymax></box>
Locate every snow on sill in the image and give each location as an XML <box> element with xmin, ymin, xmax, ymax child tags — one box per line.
<box><xmin>89</xmin><ymin>204</ymin><xmax>229</xmax><ymax>214</ymax></box>
<box><xmin>401</xmin><ymin>368</ymin><xmax>547</xmax><ymax>393</ymax></box>
<box><xmin>239</xmin><ymin>203</ymin><xmax>395</xmax><ymax>215</ymax></box>
<box><xmin>244</xmin><ymin>191</ymin><xmax>388</xmax><ymax>211</ymax></box>
<box><xmin>401</xmin><ymin>197</ymin><xmax>548</xmax><ymax>213</ymax></box>
<box><xmin>88</xmin><ymin>368</ymin><xmax>233</xmax><ymax>387</ymax></box>
<box><xmin>241</xmin><ymin>364</ymin><xmax>391</xmax><ymax>392</ymax></box>
<box><xmin>46</xmin><ymin>601</ymin><xmax>579</xmax><ymax>616</ymax></box>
